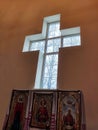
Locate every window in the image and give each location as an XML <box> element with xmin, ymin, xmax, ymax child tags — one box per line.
<box><xmin>23</xmin><ymin>14</ymin><xmax>81</xmax><ymax>89</ymax></box>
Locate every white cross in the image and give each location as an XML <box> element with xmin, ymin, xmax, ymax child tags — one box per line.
<box><xmin>23</xmin><ymin>14</ymin><xmax>80</xmax><ymax>89</ymax></box>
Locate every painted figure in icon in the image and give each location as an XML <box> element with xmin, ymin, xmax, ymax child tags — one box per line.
<box><xmin>63</xmin><ymin>109</ymin><xmax>75</xmax><ymax>130</ymax></box>
<box><xmin>10</xmin><ymin>95</ymin><xmax>24</xmax><ymax>130</ymax></box>
<box><xmin>36</xmin><ymin>98</ymin><xmax>49</xmax><ymax>123</ymax></box>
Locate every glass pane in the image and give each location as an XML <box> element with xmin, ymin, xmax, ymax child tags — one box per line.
<box><xmin>44</xmin><ymin>65</ymin><xmax>58</xmax><ymax>77</ymax></box>
<box><xmin>46</xmin><ymin>38</ymin><xmax>61</xmax><ymax>53</ymax></box>
<box><xmin>45</xmin><ymin>54</ymin><xmax>58</xmax><ymax>66</ymax></box>
<box><xmin>48</xmin><ymin>22</ymin><xmax>61</xmax><ymax>38</ymax></box>
<box><xmin>30</xmin><ymin>41</ymin><xmax>45</xmax><ymax>53</ymax></box>
<box><xmin>63</xmin><ymin>35</ymin><xmax>80</xmax><ymax>47</ymax></box>
<box><xmin>42</xmin><ymin>54</ymin><xmax>58</xmax><ymax>89</ymax></box>
<box><xmin>42</xmin><ymin>77</ymin><xmax>57</xmax><ymax>89</ymax></box>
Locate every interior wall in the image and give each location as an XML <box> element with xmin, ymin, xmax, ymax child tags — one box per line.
<box><xmin>0</xmin><ymin>0</ymin><xmax>98</xmax><ymax>130</ymax></box>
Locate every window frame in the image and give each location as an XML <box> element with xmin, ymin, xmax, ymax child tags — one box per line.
<box><xmin>22</xmin><ymin>14</ymin><xmax>81</xmax><ymax>89</ymax></box>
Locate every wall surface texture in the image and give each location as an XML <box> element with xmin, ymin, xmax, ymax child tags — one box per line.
<box><xmin>0</xmin><ymin>0</ymin><xmax>98</xmax><ymax>130</ymax></box>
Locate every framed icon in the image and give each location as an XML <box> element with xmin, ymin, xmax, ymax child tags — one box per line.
<box><xmin>57</xmin><ymin>90</ymin><xmax>81</xmax><ymax>130</ymax></box>
<box><xmin>5</xmin><ymin>90</ymin><xmax>29</xmax><ymax>130</ymax></box>
<box><xmin>30</xmin><ymin>92</ymin><xmax>53</xmax><ymax>129</ymax></box>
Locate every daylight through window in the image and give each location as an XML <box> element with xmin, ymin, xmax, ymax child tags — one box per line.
<box><xmin>23</xmin><ymin>14</ymin><xmax>81</xmax><ymax>89</ymax></box>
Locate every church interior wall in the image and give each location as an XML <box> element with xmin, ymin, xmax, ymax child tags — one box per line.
<box><xmin>0</xmin><ymin>0</ymin><xmax>98</xmax><ymax>130</ymax></box>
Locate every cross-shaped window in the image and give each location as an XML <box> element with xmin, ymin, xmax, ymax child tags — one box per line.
<box><xmin>23</xmin><ymin>14</ymin><xmax>81</xmax><ymax>89</ymax></box>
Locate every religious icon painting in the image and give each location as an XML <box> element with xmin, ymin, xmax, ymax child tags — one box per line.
<box><xmin>57</xmin><ymin>90</ymin><xmax>81</xmax><ymax>130</ymax></box>
<box><xmin>30</xmin><ymin>92</ymin><xmax>53</xmax><ymax>129</ymax></box>
<box><xmin>4</xmin><ymin>90</ymin><xmax>29</xmax><ymax>130</ymax></box>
